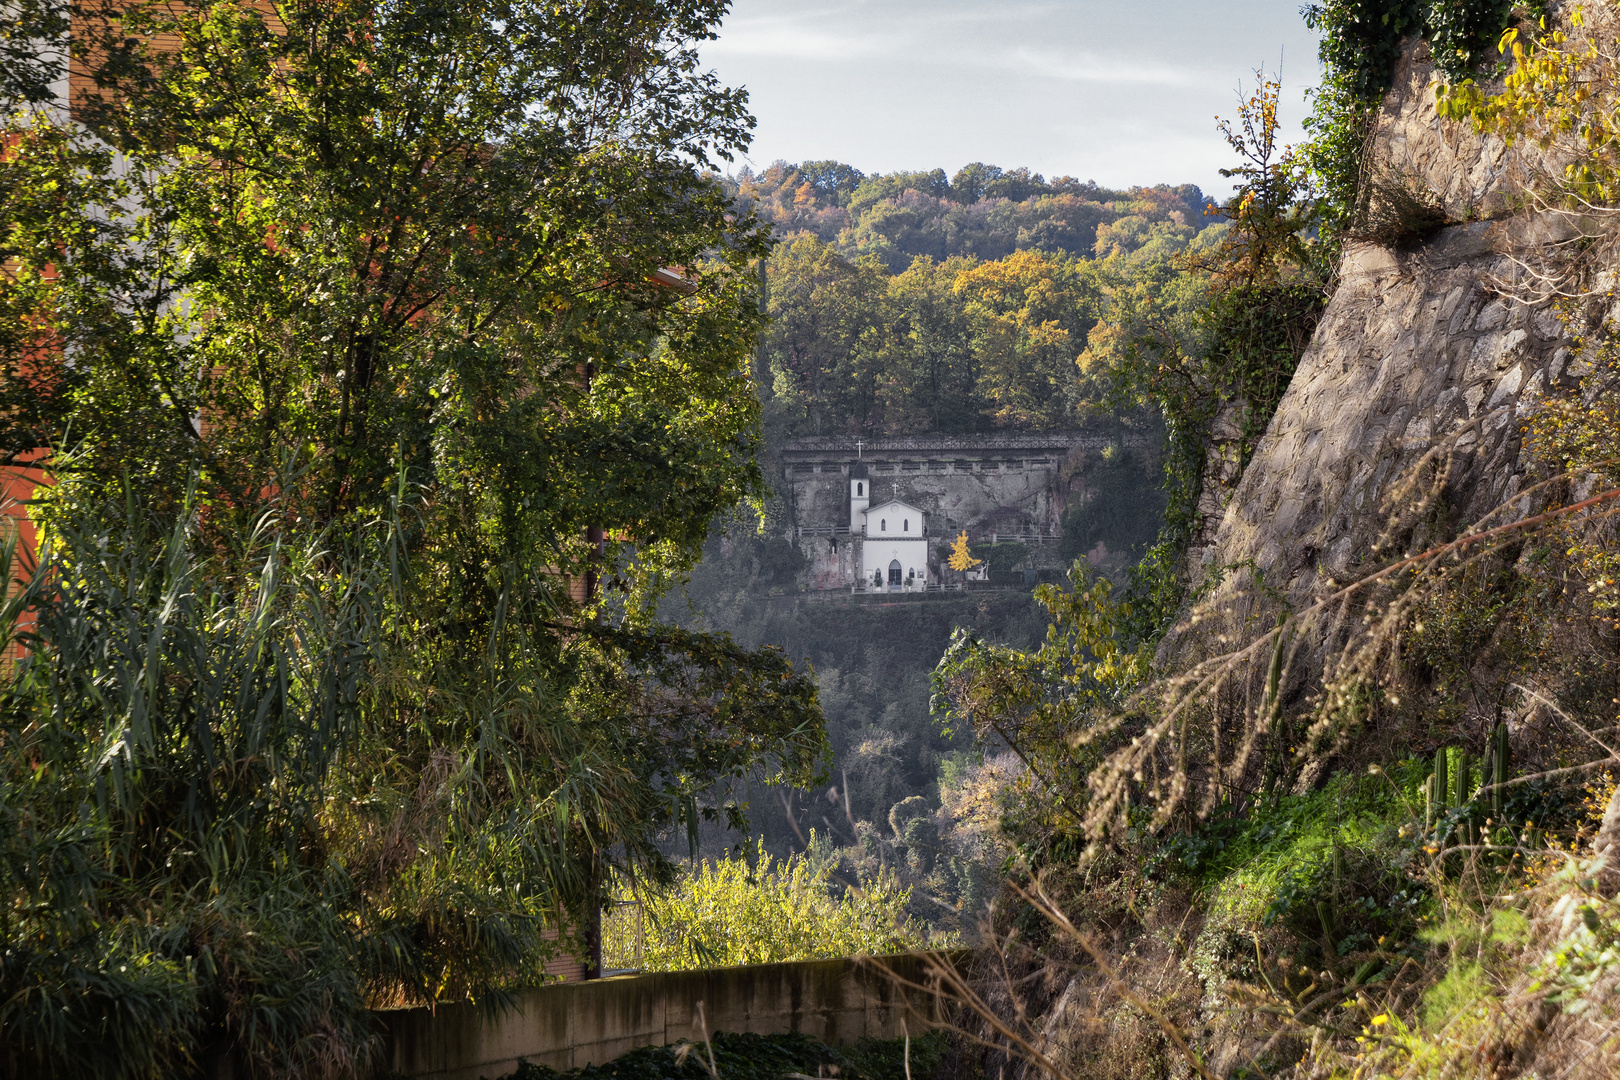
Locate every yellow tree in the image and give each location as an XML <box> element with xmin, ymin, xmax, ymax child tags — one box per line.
<box><xmin>953</xmin><ymin>249</ymin><xmax>1093</xmax><ymax>429</ymax></box>
<box><xmin>947</xmin><ymin>531</ymin><xmax>981</xmax><ymax>571</ymax></box>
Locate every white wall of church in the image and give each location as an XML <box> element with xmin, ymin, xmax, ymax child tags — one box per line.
<box><xmin>860</xmin><ymin>537</ymin><xmax>929</xmax><ymax>588</ymax></box>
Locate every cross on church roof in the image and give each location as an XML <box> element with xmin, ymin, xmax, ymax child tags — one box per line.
<box><xmin>855</xmin><ymin>439</ymin><xmax>864</xmax><ymax>459</ymax></box>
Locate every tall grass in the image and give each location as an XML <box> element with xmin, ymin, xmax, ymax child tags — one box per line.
<box><xmin>0</xmin><ymin>477</ymin><xmax>649</xmax><ymax>1077</ymax></box>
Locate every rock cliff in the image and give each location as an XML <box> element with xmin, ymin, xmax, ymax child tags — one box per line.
<box><xmin>1186</xmin><ymin>41</ymin><xmax>1578</xmax><ymax>619</ymax></box>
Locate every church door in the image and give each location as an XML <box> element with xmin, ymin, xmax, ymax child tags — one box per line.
<box><xmin>888</xmin><ymin>560</ymin><xmax>902</xmax><ymax>587</ymax></box>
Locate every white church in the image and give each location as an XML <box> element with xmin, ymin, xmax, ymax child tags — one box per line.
<box><xmin>848</xmin><ymin>462</ymin><xmax>930</xmax><ymax>591</ymax></box>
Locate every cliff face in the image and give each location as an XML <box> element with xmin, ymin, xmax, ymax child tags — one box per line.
<box><xmin>1187</xmin><ymin>43</ymin><xmax>1577</xmax><ymax>614</ymax></box>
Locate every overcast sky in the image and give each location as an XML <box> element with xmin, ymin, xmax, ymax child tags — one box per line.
<box><xmin>701</xmin><ymin>0</ymin><xmax>1324</xmax><ymax>199</ymax></box>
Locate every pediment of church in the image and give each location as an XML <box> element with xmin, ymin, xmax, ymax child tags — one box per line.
<box><xmin>862</xmin><ymin>499</ymin><xmax>926</xmax><ymax>526</ymax></box>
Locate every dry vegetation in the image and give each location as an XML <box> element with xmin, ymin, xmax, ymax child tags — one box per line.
<box><xmin>916</xmin><ymin>11</ymin><xmax>1620</xmax><ymax>1072</ymax></box>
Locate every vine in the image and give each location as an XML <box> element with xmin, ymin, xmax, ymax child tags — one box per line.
<box><xmin>1305</xmin><ymin>0</ymin><xmax>1538</xmax><ymax>100</ymax></box>
<box><xmin>1105</xmin><ymin>75</ymin><xmax>1326</xmax><ymax>645</ymax></box>
<box><xmin>1300</xmin><ymin>1</ymin><xmax>1546</xmax><ymax>232</ymax></box>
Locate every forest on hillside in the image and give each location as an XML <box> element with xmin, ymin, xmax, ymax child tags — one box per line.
<box><xmin>659</xmin><ymin>118</ymin><xmax>1314</xmax><ymax>902</ymax></box>
<box><xmin>658</xmin><ymin>165</ymin><xmax>1206</xmax><ymax>886</ymax></box>
<box><xmin>657</xmin><ymin>147</ymin><xmax>1273</xmax><ymax>935</ymax></box>
<box><xmin>732</xmin><ymin>161</ymin><xmax>1226</xmax><ymax>438</ymax></box>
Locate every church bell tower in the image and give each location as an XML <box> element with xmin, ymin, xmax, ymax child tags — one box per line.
<box><xmin>849</xmin><ymin>460</ymin><xmax>869</xmax><ymax>532</ymax></box>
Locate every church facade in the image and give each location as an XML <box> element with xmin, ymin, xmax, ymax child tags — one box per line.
<box><xmin>859</xmin><ymin>494</ymin><xmax>930</xmax><ymax>590</ymax></box>
<box><xmin>781</xmin><ymin>432</ymin><xmax>1134</xmax><ymax>591</ymax></box>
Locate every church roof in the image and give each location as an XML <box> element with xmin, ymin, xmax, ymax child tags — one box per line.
<box><xmin>849</xmin><ymin>460</ymin><xmax>868</xmax><ymax>478</ymax></box>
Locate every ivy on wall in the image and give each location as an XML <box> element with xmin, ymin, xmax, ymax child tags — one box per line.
<box><xmin>1301</xmin><ymin>1</ymin><xmax>1545</xmax><ymax>234</ymax></box>
<box><xmin>1306</xmin><ymin>0</ymin><xmax>1535</xmax><ymax>101</ymax></box>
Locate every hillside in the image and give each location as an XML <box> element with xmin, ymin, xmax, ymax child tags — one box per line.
<box><xmin>731</xmin><ymin>162</ymin><xmax>1215</xmax><ymax>271</ymax></box>
<box><xmin>923</xmin><ymin>7</ymin><xmax>1620</xmax><ymax>1080</ymax></box>
<box><xmin>732</xmin><ymin>162</ymin><xmax>1226</xmax><ymax>441</ymax></box>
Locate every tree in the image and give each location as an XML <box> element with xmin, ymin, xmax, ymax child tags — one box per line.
<box><xmin>1</xmin><ymin>1</ymin><xmax>829</xmax><ymax>1073</ymax></box>
<box><xmin>761</xmin><ymin>234</ymin><xmax>894</xmax><ymax>437</ymax></box>
<box><xmin>885</xmin><ymin>256</ymin><xmax>980</xmax><ymax>433</ymax></box>
<box><xmin>947</xmin><ymin>530</ymin><xmax>981</xmax><ymax>572</ymax></box>
<box><xmin>955</xmin><ymin>250</ymin><xmax>1095</xmax><ymax>429</ymax></box>
<box><xmin>796</xmin><ymin>160</ymin><xmax>866</xmax><ymax>205</ymax></box>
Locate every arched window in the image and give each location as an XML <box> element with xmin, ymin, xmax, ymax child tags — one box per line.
<box><xmin>888</xmin><ymin>560</ymin><xmax>902</xmax><ymax>586</ymax></box>
<box><xmin>856</xmin><ymin>482</ymin><xmax>863</xmax><ymax>496</ymax></box>
<box><xmin>903</xmin><ymin>519</ymin><xmax>909</xmax><ymax>531</ymax></box>
<box><xmin>880</xmin><ymin>518</ymin><xmax>886</xmax><ymax>531</ymax></box>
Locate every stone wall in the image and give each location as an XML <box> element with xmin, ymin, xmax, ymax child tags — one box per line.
<box><xmin>376</xmin><ymin>953</ymin><xmax>963</xmax><ymax>1080</ymax></box>
<box><xmin>1184</xmin><ymin>36</ymin><xmax>1575</xmax><ymax>620</ymax></box>
<box><xmin>1191</xmin><ymin>225</ymin><xmax>1573</xmax><ymax>607</ymax></box>
<box><xmin>780</xmin><ymin>433</ymin><xmax>1146</xmax><ymax>589</ymax></box>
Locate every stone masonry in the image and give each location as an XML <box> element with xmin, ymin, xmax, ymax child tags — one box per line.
<box><xmin>779</xmin><ymin>432</ymin><xmax>1144</xmax><ymax>590</ymax></box>
<box><xmin>1187</xmin><ymin>35</ymin><xmax>1577</xmax><ymax>614</ymax></box>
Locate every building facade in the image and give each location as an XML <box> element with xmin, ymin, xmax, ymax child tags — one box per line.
<box><xmin>782</xmin><ymin>432</ymin><xmax>1139</xmax><ymax>591</ymax></box>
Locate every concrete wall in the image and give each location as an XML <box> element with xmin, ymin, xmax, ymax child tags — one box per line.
<box><xmin>377</xmin><ymin>952</ymin><xmax>964</xmax><ymax>1080</ymax></box>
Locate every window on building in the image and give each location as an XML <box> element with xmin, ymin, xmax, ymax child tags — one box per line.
<box><xmin>903</xmin><ymin>519</ymin><xmax>909</xmax><ymax>531</ymax></box>
<box><xmin>881</xmin><ymin>519</ymin><xmax>886</xmax><ymax>531</ymax></box>
<box><xmin>856</xmin><ymin>482</ymin><xmax>863</xmax><ymax>496</ymax></box>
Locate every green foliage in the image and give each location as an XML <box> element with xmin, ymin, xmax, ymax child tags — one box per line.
<box><xmin>736</xmin><ymin>160</ymin><xmax>1207</xmax><ymax>269</ymax></box>
<box><xmin>0</xmin><ymin>2</ymin><xmax>838</xmax><ymax>1073</ymax></box>
<box><xmin>931</xmin><ymin>560</ymin><xmax>1151</xmax><ymax>847</ymax></box>
<box><xmin>5</xmin><ymin>0</ymin><xmax>772</xmax><ymax>583</ymax></box>
<box><xmin>976</xmin><ymin>542</ymin><xmax>1029</xmax><ymax>577</ymax></box>
<box><xmin>1168</xmin><ymin>766</ymin><xmax>1433</xmax><ymax>997</ymax></box>
<box><xmin>1418</xmin><ymin>959</ymin><xmax>1489</xmax><ymax>1031</ymax></box>
<box><xmin>1203</xmin><ymin>283</ymin><xmax>1326</xmax><ymax>467</ymax></box>
<box><xmin>0</xmin><ymin>0</ymin><xmax>70</xmax><ymax>107</ymax></box>
<box><xmin>0</xmin><ymin>491</ymin><xmax>394</xmax><ymax>1078</ymax></box>
<box><xmin>726</xmin><ymin>161</ymin><xmax>1224</xmax><ymax>440</ymax></box>
<box><xmin>1058</xmin><ymin>449</ymin><xmax>1166</xmax><ymax>567</ymax></box>
<box><xmin>1305</xmin><ymin>0</ymin><xmax>1428</xmax><ymax>102</ymax></box>
<box><xmin>1303</xmin><ymin>0</ymin><xmax>1531</xmax><ymax>102</ymax></box>
<box><xmin>1298</xmin><ymin>80</ymin><xmax>1378</xmax><ymax>242</ymax></box>
<box><xmin>759</xmin><ymin>238</ymin><xmax>1104</xmax><ymax>437</ymax></box>
<box><xmin>504</xmin><ymin>1030</ymin><xmax>950</xmax><ymax>1080</ymax></box>
<box><xmin>0</xmin><ymin>475</ymin><xmax>829</xmax><ymax>1078</ymax></box>
<box><xmin>1299</xmin><ymin>0</ymin><xmax>1542</xmax><ymax>233</ymax></box>
<box><xmin>623</xmin><ymin>838</ymin><xmax>937</xmax><ymax>971</ymax></box>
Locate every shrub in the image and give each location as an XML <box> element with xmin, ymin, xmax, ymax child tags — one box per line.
<box><xmin>1349</xmin><ymin>169</ymin><xmax>1449</xmax><ymax>247</ymax></box>
<box><xmin>618</xmin><ymin>838</ymin><xmax>936</xmax><ymax>971</ymax></box>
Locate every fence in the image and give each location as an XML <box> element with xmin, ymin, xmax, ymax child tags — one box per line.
<box><xmin>377</xmin><ymin>951</ymin><xmax>966</xmax><ymax>1080</ymax></box>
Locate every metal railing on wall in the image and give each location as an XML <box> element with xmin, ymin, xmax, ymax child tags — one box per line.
<box><xmin>600</xmin><ymin>898</ymin><xmax>645</xmax><ymax>976</ymax></box>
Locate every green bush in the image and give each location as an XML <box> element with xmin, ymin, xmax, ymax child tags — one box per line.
<box><xmin>617</xmin><ymin>839</ymin><xmax>940</xmax><ymax>972</ymax></box>
<box><xmin>1164</xmin><ymin>765</ymin><xmax>1434</xmax><ymax>980</ymax></box>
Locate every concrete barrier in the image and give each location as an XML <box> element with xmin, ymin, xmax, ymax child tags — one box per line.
<box><xmin>377</xmin><ymin>952</ymin><xmax>965</xmax><ymax>1080</ymax></box>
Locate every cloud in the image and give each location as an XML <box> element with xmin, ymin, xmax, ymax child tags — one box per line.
<box><xmin>1005</xmin><ymin>47</ymin><xmax>1204</xmax><ymax>87</ymax></box>
<box><xmin>706</xmin><ymin>0</ymin><xmax>1323</xmax><ymax>195</ymax></box>
<box><xmin>707</xmin><ymin>16</ymin><xmax>1210</xmax><ymax>88</ymax></box>
<box><xmin>704</xmin><ymin>12</ymin><xmax>903</xmax><ymax>62</ymax></box>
